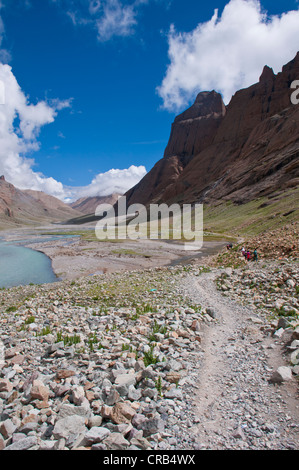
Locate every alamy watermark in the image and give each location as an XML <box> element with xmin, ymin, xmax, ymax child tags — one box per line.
<box><xmin>290</xmin><ymin>80</ymin><xmax>299</xmax><ymax>105</ymax></box>
<box><xmin>95</xmin><ymin>196</ymin><xmax>203</xmax><ymax>250</ymax></box>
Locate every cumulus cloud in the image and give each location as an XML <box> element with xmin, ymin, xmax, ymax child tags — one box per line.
<box><xmin>64</xmin><ymin>165</ymin><xmax>147</xmax><ymax>201</ymax></box>
<box><xmin>157</xmin><ymin>0</ymin><xmax>299</xmax><ymax>110</ymax></box>
<box><xmin>0</xmin><ymin>62</ymin><xmax>71</xmax><ymax>199</ymax></box>
<box><xmin>0</xmin><ymin>3</ymin><xmax>147</xmax><ymax>203</ymax></box>
<box><xmin>0</xmin><ymin>3</ymin><xmax>72</xmax><ymax>199</ymax></box>
<box><xmin>0</xmin><ymin>62</ymin><xmax>145</xmax><ymax>202</ymax></box>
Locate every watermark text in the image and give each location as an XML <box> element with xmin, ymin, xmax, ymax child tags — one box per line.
<box><xmin>95</xmin><ymin>197</ymin><xmax>203</xmax><ymax>250</ymax></box>
<box><xmin>290</xmin><ymin>80</ymin><xmax>299</xmax><ymax>105</ymax></box>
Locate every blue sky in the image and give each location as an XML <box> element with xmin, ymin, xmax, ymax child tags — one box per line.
<box><xmin>0</xmin><ymin>0</ymin><xmax>298</xmax><ymax>201</ymax></box>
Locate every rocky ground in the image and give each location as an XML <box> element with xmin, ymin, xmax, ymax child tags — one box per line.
<box><xmin>0</xmin><ymin>252</ymin><xmax>298</xmax><ymax>451</ymax></box>
<box><xmin>178</xmin><ymin>265</ymin><xmax>299</xmax><ymax>450</ymax></box>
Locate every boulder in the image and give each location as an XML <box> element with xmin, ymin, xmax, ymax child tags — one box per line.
<box><xmin>52</xmin><ymin>415</ymin><xmax>87</xmax><ymax>440</ymax></box>
<box><xmin>269</xmin><ymin>366</ymin><xmax>293</xmax><ymax>384</ymax></box>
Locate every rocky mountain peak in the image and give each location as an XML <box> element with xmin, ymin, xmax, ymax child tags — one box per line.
<box><xmin>174</xmin><ymin>90</ymin><xmax>226</xmax><ymax>123</ymax></box>
<box><xmin>164</xmin><ymin>91</ymin><xmax>226</xmax><ymax>160</ymax></box>
<box><xmin>125</xmin><ymin>52</ymin><xmax>299</xmax><ymax>209</ymax></box>
<box><xmin>282</xmin><ymin>51</ymin><xmax>299</xmax><ymax>73</ymax></box>
<box><xmin>259</xmin><ymin>65</ymin><xmax>275</xmax><ymax>83</ymax></box>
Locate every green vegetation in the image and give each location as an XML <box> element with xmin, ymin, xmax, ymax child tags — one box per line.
<box><xmin>6</xmin><ymin>305</ymin><xmax>17</xmax><ymax>313</ymax></box>
<box><xmin>148</xmin><ymin>320</ymin><xmax>168</xmax><ymax>342</ymax></box>
<box><xmin>143</xmin><ymin>345</ymin><xmax>159</xmax><ymax>367</ymax></box>
<box><xmin>37</xmin><ymin>326</ymin><xmax>51</xmax><ymax>336</ymax></box>
<box><xmin>55</xmin><ymin>331</ymin><xmax>81</xmax><ymax>346</ymax></box>
<box><xmin>63</xmin><ymin>334</ymin><xmax>81</xmax><ymax>347</ymax></box>
<box><xmin>155</xmin><ymin>376</ymin><xmax>163</xmax><ymax>397</ymax></box>
<box><xmin>88</xmin><ymin>333</ymin><xmax>104</xmax><ymax>351</ymax></box>
<box><xmin>274</xmin><ymin>306</ymin><xmax>298</xmax><ymax>318</ymax></box>
<box><xmin>203</xmin><ymin>186</ymin><xmax>299</xmax><ymax>237</ymax></box>
<box><xmin>24</xmin><ymin>315</ymin><xmax>35</xmax><ymax>325</ymax></box>
<box><xmin>112</xmin><ymin>248</ymin><xmax>151</xmax><ymax>258</ymax></box>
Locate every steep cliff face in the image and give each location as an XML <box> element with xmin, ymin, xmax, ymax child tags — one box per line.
<box><xmin>126</xmin><ymin>90</ymin><xmax>226</xmax><ymax>205</ymax></box>
<box><xmin>125</xmin><ymin>53</ymin><xmax>299</xmax><ymax>207</ymax></box>
<box><xmin>164</xmin><ymin>90</ymin><xmax>226</xmax><ymax>159</ymax></box>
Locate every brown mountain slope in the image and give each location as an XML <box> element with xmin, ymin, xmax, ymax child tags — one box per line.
<box><xmin>69</xmin><ymin>193</ymin><xmax>121</xmax><ymax>214</ymax></box>
<box><xmin>0</xmin><ymin>176</ymin><xmax>82</xmax><ymax>228</ymax></box>
<box><xmin>125</xmin><ymin>53</ymin><xmax>299</xmax><ymax>208</ymax></box>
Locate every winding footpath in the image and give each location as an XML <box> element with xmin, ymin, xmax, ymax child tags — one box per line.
<box><xmin>178</xmin><ymin>270</ymin><xmax>299</xmax><ymax>450</ymax></box>
<box><xmin>0</xmin><ymin>263</ymin><xmax>298</xmax><ymax>451</ymax></box>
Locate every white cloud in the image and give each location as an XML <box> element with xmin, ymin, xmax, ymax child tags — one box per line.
<box><xmin>95</xmin><ymin>0</ymin><xmax>137</xmax><ymax>42</ymax></box>
<box><xmin>157</xmin><ymin>0</ymin><xmax>299</xmax><ymax>110</ymax></box>
<box><xmin>0</xmin><ymin>3</ymin><xmax>147</xmax><ymax>204</ymax></box>
<box><xmin>0</xmin><ymin>62</ymin><xmax>70</xmax><ymax>199</ymax></box>
<box><xmin>89</xmin><ymin>0</ymin><xmax>101</xmax><ymax>15</ymax></box>
<box><xmin>64</xmin><ymin>165</ymin><xmax>147</xmax><ymax>201</ymax></box>
<box><xmin>0</xmin><ymin>63</ymin><xmax>146</xmax><ymax>202</ymax></box>
<box><xmin>51</xmin><ymin>0</ymin><xmax>151</xmax><ymax>42</ymax></box>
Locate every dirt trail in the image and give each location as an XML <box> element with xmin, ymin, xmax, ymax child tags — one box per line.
<box><xmin>181</xmin><ymin>271</ymin><xmax>299</xmax><ymax>450</ymax></box>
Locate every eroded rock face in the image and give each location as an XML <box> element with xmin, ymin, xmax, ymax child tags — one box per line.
<box><xmin>125</xmin><ymin>53</ymin><xmax>299</xmax><ymax>207</ymax></box>
<box><xmin>164</xmin><ymin>90</ymin><xmax>226</xmax><ymax>159</ymax></box>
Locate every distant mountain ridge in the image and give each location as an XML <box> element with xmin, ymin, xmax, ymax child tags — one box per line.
<box><xmin>0</xmin><ymin>176</ymin><xmax>82</xmax><ymax>228</ymax></box>
<box><xmin>125</xmin><ymin>53</ymin><xmax>299</xmax><ymax>208</ymax></box>
<box><xmin>69</xmin><ymin>193</ymin><xmax>121</xmax><ymax>215</ymax></box>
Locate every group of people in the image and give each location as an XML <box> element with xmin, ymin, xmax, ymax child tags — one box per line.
<box><xmin>225</xmin><ymin>242</ymin><xmax>258</xmax><ymax>262</ymax></box>
<box><xmin>241</xmin><ymin>246</ymin><xmax>258</xmax><ymax>261</ymax></box>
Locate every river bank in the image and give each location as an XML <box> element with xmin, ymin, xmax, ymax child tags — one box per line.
<box><xmin>0</xmin><ymin>225</ymin><xmax>229</xmax><ymax>282</ymax></box>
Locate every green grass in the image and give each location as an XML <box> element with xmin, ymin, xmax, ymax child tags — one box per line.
<box><xmin>24</xmin><ymin>315</ymin><xmax>35</xmax><ymax>325</ymax></box>
<box><xmin>37</xmin><ymin>326</ymin><xmax>51</xmax><ymax>336</ymax></box>
<box><xmin>143</xmin><ymin>345</ymin><xmax>159</xmax><ymax>367</ymax></box>
<box><xmin>112</xmin><ymin>248</ymin><xmax>151</xmax><ymax>258</ymax></box>
<box><xmin>202</xmin><ymin>186</ymin><xmax>299</xmax><ymax>237</ymax></box>
<box><xmin>6</xmin><ymin>305</ymin><xmax>18</xmax><ymax>313</ymax></box>
<box><xmin>44</xmin><ymin>190</ymin><xmax>295</xmax><ymax>244</ymax></box>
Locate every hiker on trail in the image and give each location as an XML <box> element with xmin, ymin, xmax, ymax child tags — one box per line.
<box><xmin>247</xmin><ymin>250</ymin><xmax>251</xmax><ymax>261</ymax></box>
<box><xmin>241</xmin><ymin>247</ymin><xmax>246</xmax><ymax>257</ymax></box>
<box><xmin>253</xmin><ymin>249</ymin><xmax>258</xmax><ymax>261</ymax></box>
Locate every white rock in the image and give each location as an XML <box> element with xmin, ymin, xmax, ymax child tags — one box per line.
<box><xmin>84</xmin><ymin>427</ymin><xmax>111</xmax><ymax>445</ymax></box>
<box><xmin>289</xmin><ymin>340</ymin><xmax>299</xmax><ymax>350</ymax></box>
<box><xmin>114</xmin><ymin>373</ymin><xmax>136</xmax><ymax>387</ymax></box>
<box><xmin>71</xmin><ymin>385</ymin><xmax>85</xmax><ymax>405</ymax></box>
<box><xmin>290</xmin><ymin>349</ymin><xmax>299</xmax><ymax>365</ymax></box>
<box><xmin>53</xmin><ymin>415</ymin><xmax>87</xmax><ymax>439</ymax></box>
<box><xmin>269</xmin><ymin>366</ymin><xmax>293</xmax><ymax>383</ymax></box>
<box><xmin>286</xmin><ymin>279</ymin><xmax>295</xmax><ymax>288</ymax></box>
<box><xmin>273</xmin><ymin>328</ymin><xmax>285</xmax><ymax>338</ymax></box>
<box><xmin>102</xmin><ymin>432</ymin><xmax>130</xmax><ymax>450</ymax></box>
